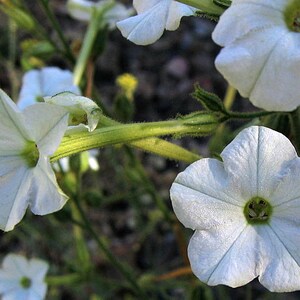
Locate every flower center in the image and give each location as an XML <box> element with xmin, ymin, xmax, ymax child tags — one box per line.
<box><xmin>20</xmin><ymin>276</ymin><xmax>32</xmax><ymax>289</ymax></box>
<box><xmin>21</xmin><ymin>141</ymin><xmax>39</xmax><ymax>168</ymax></box>
<box><xmin>284</xmin><ymin>0</ymin><xmax>300</xmax><ymax>32</ymax></box>
<box><xmin>243</xmin><ymin>197</ymin><xmax>272</xmax><ymax>224</ymax></box>
<box><xmin>35</xmin><ymin>95</ymin><xmax>44</xmax><ymax>102</ymax></box>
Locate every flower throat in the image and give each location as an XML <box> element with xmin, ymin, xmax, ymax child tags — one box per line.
<box><xmin>244</xmin><ymin>197</ymin><xmax>272</xmax><ymax>225</ymax></box>
<box><xmin>284</xmin><ymin>1</ymin><xmax>300</xmax><ymax>32</ymax></box>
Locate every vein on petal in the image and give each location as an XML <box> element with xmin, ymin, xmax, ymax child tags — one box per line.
<box><xmin>267</xmin><ymin>224</ymin><xmax>300</xmax><ymax>268</ymax></box>
<box><xmin>236</xmin><ymin>2</ymin><xmax>284</xmax><ymax>13</ymax></box>
<box><xmin>4</xmin><ymin>169</ymin><xmax>30</xmax><ymax>231</ymax></box>
<box><xmin>248</xmin><ymin>29</ymin><xmax>288</xmax><ymax>98</ymax></box>
<box><xmin>273</xmin><ymin>196</ymin><xmax>300</xmax><ymax>208</ymax></box>
<box><xmin>37</xmin><ymin>113</ymin><xmax>68</xmax><ymax>148</ymax></box>
<box><xmin>173</xmin><ymin>182</ymin><xmax>243</xmax><ymax>207</ymax></box>
<box><xmin>206</xmin><ymin>224</ymin><xmax>249</xmax><ymax>283</ymax></box>
<box><xmin>126</xmin><ymin>2</ymin><xmax>166</xmax><ymax>40</ymax></box>
<box><xmin>0</xmin><ymin>96</ymin><xmax>29</xmax><ymax>143</ymax></box>
<box><xmin>256</xmin><ymin>127</ymin><xmax>261</xmax><ymax>195</ymax></box>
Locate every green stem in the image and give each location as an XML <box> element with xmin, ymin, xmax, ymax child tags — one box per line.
<box><xmin>177</xmin><ymin>0</ymin><xmax>224</xmax><ymax>14</ymax></box>
<box><xmin>70</xmin><ymin>199</ymin><xmax>92</xmax><ymax>273</ymax></box>
<box><xmin>51</xmin><ymin>113</ymin><xmax>217</xmax><ymax>162</ymax></box>
<box><xmin>46</xmin><ymin>274</ymin><xmax>81</xmax><ymax>286</ymax></box>
<box><xmin>73</xmin><ymin>1</ymin><xmax>114</xmax><ymax>85</ymax></box>
<box><xmin>38</xmin><ymin>0</ymin><xmax>75</xmax><ymax>63</ymax></box>
<box><xmin>227</xmin><ymin>110</ymin><xmax>275</xmax><ymax>120</ymax></box>
<box><xmin>98</xmin><ymin>115</ymin><xmax>201</xmax><ymax>163</ymax></box>
<box><xmin>126</xmin><ymin>149</ymin><xmax>174</xmax><ymax>223</ymax></box>
<box><xmin>72</xmin><ymin>196</ymin><xmax>147</xmax><ymax>297</ymax></box>
<box><xmin>223</xmin><ymin>85</ymin><xmax>236</xmax><ymax>110</ymax></box>
<box><xmin>8</xmin><ymin>19</ymin><xmax>18</xmax><ymax>100</ymax></box>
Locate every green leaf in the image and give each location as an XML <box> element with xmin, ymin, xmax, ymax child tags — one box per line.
<box><xmin>192</xmin><ymin>85</ymin><xmax>226</xmax><ymax>113</ymax></box>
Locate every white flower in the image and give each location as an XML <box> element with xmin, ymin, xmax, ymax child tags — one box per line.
<box><xmin>18</xmin><ymin>67</ymin><xmax>81</xmax><ymax>110</ymax></box>
<box><xmin>170</xmin><ymin>126</ymin><xmax>300</xmax><ymax>292</ymax></box>
<box><xmin>212</xmin><ymin>0</ymin><xmax>300</xmax><ymax>111</ymax></box>
<box><xmin>0</xmin><ymin>254</ymin><xmax>48</xmax><ymax>300</ymax></box>
<box><xmin>117</xmin><ymin>0</ymin><xmax>196</xmax><ymax>45</ymax></box>
<box><xmin>0</xmin><ymin>89</ymin><xmax>69</xmax><ymax>231</ymax></box>
<box><xmin>45</xmin><ymin>93</ymin><xmax>100</xmax><ymax>173</ymax></box>
<box><xmin>44</xmin><ymin>92</ymin><xmax>101</xmax><ymax>132</ymax></box>
<box><xmin>67</xmin><ymin>0</ymin><xmax>133</xmax><ymax>29</ymax></box>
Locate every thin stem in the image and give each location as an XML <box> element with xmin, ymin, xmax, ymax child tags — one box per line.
<box><xmin>7</xmin><ymin>19</ymin><xmax>18</xmax><ymax>100</ymax></box>
<box><xmin>98</xmin><ymin>115</ymin><xmax>201</xmax><ymax>163</ymax></box>
<box><xmin>227</xmin><ymin>110</ymin><xmax>276</xmax><ymax>120</ymax></box>
<box><xmin>72</xmin><ymin>196</ymin><xmax>147</xmax><ymax>297</ymax></box>
<box><xmin>84</xmin><ymin>59</ymin><xmax>95</xmax><ymax>98</ymax></box>
<box><xmin>70</xmin><ymin>199</ymin><xmax>92</xmax><ymax>273</ymax></box>
<box><xmin>126</xmin><ymin>150</ymin><xmax>174</xmax><ymax>223</ymax></box>
<box><xmin>46</xmin><ymin>274</ymin><xmax>81</xmax><ymax>286</ymax></box>
<box><xmin>38</xmin><ymin>0</ymin><xmax>75</xmax><ymax>63</ymax></box>
<box><xmin>73</xmin><ymin>2</ymin><xmax>113</xmax><ymax>85</ymax></box>
<box><xmin>154</xmin><ymin>266</ymin><xmax>192</xmax><ymax>281</ymax></box>
<box><xmin>51</xmin><ymin>114</ymin><xmax>217</xmax><ymax>161</ymax></box>
<box><xmin>223</xmin><ymin>85</ymin><xmax>236</xmax><ymax>110</ymax></box>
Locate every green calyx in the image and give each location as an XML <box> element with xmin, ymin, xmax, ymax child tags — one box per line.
<box><xmin>284</xmin><ymin>0</ymin><xmax>300</xmax><ymax>32</ymax></box>
<box><xmin>243</xmin><ymin>197</ymin><xmax>272</xmax><ymax>225</ymax></box>
<box><xmin>21</xmin><ymin>141</ymin><xmax>39</xmax><ymax>168</ymax></box>
<box><xmin>20</xmin><ymin>276</ymin><xmax>32</xmax><ymax>289</ymax></box>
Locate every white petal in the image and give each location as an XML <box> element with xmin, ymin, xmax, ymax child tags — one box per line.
<box><xmin>2</xmin><ymin>290</ymin><xmax>29</xmax><ymax>300</ymax></box>
<box><xmin>30</xmin><ymin>157</ymin><xmax>68</xmax><ymax>215</ymax></box>
<box><xmin>0</xmin><ymin>279</ymin><xmax>19</xmax><ymax>295</ymax></box>
<box><xmin>0</xmin><ymin>90</ymin><xmax>32</xmax><ymax>155</ymax></box>
<box><xmin>188</xmin><ymin>224</ymin><xmax>260</xmax><ymax>287</ymax></box>
<box><xmin>117</xmin><ymin>2</ymin><xmax>168</xmax><ymax>45</ymax></box>
<box><xmin>221</xmin><ymin>126</ymin><xmax>297</xmax><ymax>199</ymax></box>
<box><xmin>0</xmin><ymin>156</ymin><xmax>24</xmax><ymax>177</ymax></box>
<box><xmin>212</xmin><ymin>3</ymin><xmax>284</xmax><ymax>46</ymax></box>
<box><xmin>133</xmin><ymin>0</ymin><xmax>162</xmax><ymax>14</ymax></box>
<box><xmin>0</xmin><ymin>259</ymin><xmax>20</xmax><ymax>294</ymax></box>
<box><xmin>268</xmin><ymin>158</ymin><xmax>300</xmax><ymax>206</ymax></box>
<box><xmin>39</xmin><ymin>67</ymin><xmax>80</xmax><ymax>97</ymax></box>
<box><xmin>44</xmin><ymin>93</ymin><xmax>101</xmax><ymax>132</ymax></box>
<box><xmin>105</xmin><ymin>4</ymin><xmax>134</xmax><ymax>29</ymax></box>
<box><xmin>28</xmin><ymin>284</ymin><xmax>47</xmax><ymax>300</ymax></box>
<box><xmin>67</xmin><ymin>0</ymin><xmax>94</xmax><ymax>22</ymax></box>
<box><xmin>170</xmin><ymin>158</ymin><xmax>244</xmax><ymax>230</ymax></box>
<box><xmin>1</xmin><ymin>255</ymin><xmax>28</xmax><ymax>274</ymax></box>
<box><xmin>18</xmin><ymin>70</ymin><xmax>43</xmax><ymax>110</ymax></box>
<box><xmin>23</xmin><ymin>103</ymin><xmax>69</xmax><ymax>155</ymax></box>
<box><xmin>0</xmin><ymin>166</ymin><xmax>32</xmax><ymax>232</ymax></box>
<box><xmin>250</xmin><ymin>32</ymin><xmax>300</xmax><ymax>111</ymax></box>
<box><xmin>215</xmin><ymin>27</ymin><xmax>287</xmax><ymax>99</ymax></box>
<box><xmin>18</xmin><ymin>67</ymin><xmax>81</xmax><ymax>110</ymax></box>
<box><xmin>232</xmin><ymin>0</ymin><xmax>287</xmax><ymax>10</ymax></box>
<box><xmin>258</xmin><ymin>224</ymin><xmax>300</xmax><ymax>292</ymax></box>
<box><xmin>0</xmin><ymin>255</ymin><xmax>48</xmax><ymax>299</ymax></box>
<box><xmin>166</xmin><ymin>2</ymin><xmax>196</xmax><ymax>31</ymax></box>
<box><xmin>27</xmin><ymin>259</ymin><xmax>49</xmax><ymax>281</ymax></box>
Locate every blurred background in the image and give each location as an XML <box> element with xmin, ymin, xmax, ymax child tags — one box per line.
<box><xmin>0</xmin><ymin>1</ymin><xmax>297</xmax><ymax>299</ymax></box>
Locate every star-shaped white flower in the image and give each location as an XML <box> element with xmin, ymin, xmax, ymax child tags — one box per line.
<box><xmin>212</xmin><ymin>0</ymin><xmax>300</xmax><ymax>111</ymax></box>
<box><xmin>67</xmin><ymin>0</ymin><xmax>133</xmax><ymax>29</ymax></box>
<box><xmin>18</xmin><ymin>67</ymin><xmax>81</xmax><ymax>110</ymax></box>
<box><xmin>0</xmin><ymin>254</ymin><xmax>48</xmax><ymax>300</ymax></box>
<box><xmin>117</xmin><ymin>0</ymin><xmax>196</xmax><ymax>45</ymax></box>
<box><xmin>0</xmin><ymin>89</ymin><xmax>69</xmax><ymax>231</ymax></box>
<box><xmin>171</xmin><ymin>126</ymin><xmax>300</xmax><ymax>292</ymax></box>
